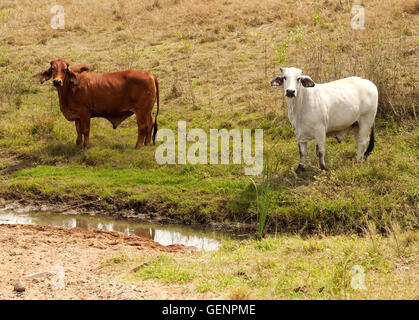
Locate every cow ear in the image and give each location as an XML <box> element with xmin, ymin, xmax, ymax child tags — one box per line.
<box><xmin>40</xmin><ymin>68</ymin><xmax>52</xmax><ymax>84</ymax></box>
<box><xmin>299</xmin><ymin>76</ymin><xmax>315</xmax><ymax>87</ymax></box>
<box><xmin>67</xmin><ymin>69</ymin><xmax>79</xmax><ymax>86</ymax></box>
<box><xmin>71</xmin><ymin>64</ymin><xmax>90</xmax><ymax>73</ymax></box>
<box><xmin>62</xmin><ymin>60</ymin><xmax>70</xmax><ymax>70</ymax></box>
<box><xmin>78</xmin><ymin>64</ymin><xmax>89</xmax><ymax>73</ymax></box>
<box><xmin>270</xmin><ymin>76</ymin><xmax>284</xmax><ymax>87</ymax></box>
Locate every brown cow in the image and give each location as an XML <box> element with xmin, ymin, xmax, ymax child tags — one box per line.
<box><xmin>40</xmin><ymin>59</ymin><xmax>159</xmax><ymax>149</ymax></box>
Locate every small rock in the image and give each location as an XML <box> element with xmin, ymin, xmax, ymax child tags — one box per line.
<box><xmin>14</xmin><ymin>281</ymin><xmax>25</xmax><ymax>292</ymax></box>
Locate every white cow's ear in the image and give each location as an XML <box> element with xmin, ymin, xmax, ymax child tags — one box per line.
<box><xmin>299</xmin><ymin>76</ymin><xmax>315</xmax><ymax>87</ymax></box>
<box><xmin>270</xmin><ymin>76</ymin><xmax>284</xmax><ymax>87</ymax></box>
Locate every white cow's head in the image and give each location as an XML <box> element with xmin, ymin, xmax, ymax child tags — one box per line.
<box><xmin>270</xmin><ymin>67</ymin><xmax>315</xmax><ymax>98</ymax></box>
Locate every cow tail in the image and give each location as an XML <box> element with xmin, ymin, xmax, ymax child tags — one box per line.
<box><xmin>364</xmin><ymin>125</ymin><xmax>375</xmax><ymax>158</ymax></box>
<box><xmin>153</xmin><ymin>76</ymin><xmax>159</xmax><ymax>145</ymax></box>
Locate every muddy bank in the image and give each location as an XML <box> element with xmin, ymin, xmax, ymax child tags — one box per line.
<box><xmin>0</xmin><ymin>149</ymin><xmax>255</xmax><ymax>233</ymax></box>
<box><xmin>0</xmin><ymin>208</ymin><xmax>224</xmax><ymax>252</ymax></box>
<box><xmin>0</xmin><ymin>197</ymin><xmax>256</xmax><ymax>234</ymax></box>
<box><xmin>0</xmin><ymin>224</ymin><xmax>201</xmax><ymax>300</ymax></box>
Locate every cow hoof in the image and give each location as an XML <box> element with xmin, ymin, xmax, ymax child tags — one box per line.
<box><xmin>320</xmin><ymin>165</ymin><xmax>328</xmax><ymax>171</ymax></box>
<box><xmin>295</xmin><ymin>164</ymin><xmax>305</xmax><ymax>174</ymax></box>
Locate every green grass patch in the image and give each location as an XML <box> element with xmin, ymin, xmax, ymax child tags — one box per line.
<box><xmin>134</xmin><ymin>254</ymin><xmax>195</xmax><ymax>283</ymax></box>
<box><xmin>0</xmin><ymin>0</ymin><xmax>417</xmax><ymax>234</ymax></box>
<box><xmin>116</xmin><ymin>231</ymin><xmax>418</xmax><ymax>299</ymax></box>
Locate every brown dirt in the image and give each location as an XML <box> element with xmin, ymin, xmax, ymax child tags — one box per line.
<box><xmin>0</xmin><ymin>224</ymin><xmax>197</xmax><ymax>300</ymax></box>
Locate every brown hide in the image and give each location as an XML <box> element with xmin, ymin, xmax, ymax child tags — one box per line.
<box><xmin>40</xmin><ymin>59</ymin><xmax>159</xmax><ymax>149</ymax></box>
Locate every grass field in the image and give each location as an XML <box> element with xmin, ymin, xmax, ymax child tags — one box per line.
<box><xmin>0</xmin><ymin>0</ymin><xmax>418</xmax><ymax>300</ymax></box>
<box><xmin>101</xmin><ymin>230</ymin><xmax>418</xmax><ymax>299</ymax></box>
<box><xmin>0</xmin><ymin>0</ymin><xmax>418</xmax><ymax>235</ymax></box>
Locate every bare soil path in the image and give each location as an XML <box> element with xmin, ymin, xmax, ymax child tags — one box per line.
<box><xmin>0</xmin><ymin>224</ymin><xmax>195</xmax><ymax>300</ymax></box>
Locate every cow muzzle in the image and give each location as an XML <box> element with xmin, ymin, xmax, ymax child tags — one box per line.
<box><xmin>286</xmin><ymin>89</ymin><xmax>296</xmax><ymax>98</ymax></box>
<box><xmin>53</xmin><ymin>79</ymin><xmax>63</xmax><ymax>87</ymax></box>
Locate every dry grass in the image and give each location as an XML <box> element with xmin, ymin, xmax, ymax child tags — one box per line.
<box><xmin>111</xmin><ymin>230</ymin><xmax>419</xmax><ymax>299</ymax></box>
<box><xmin>403</xmin><ymin>0</ymin><xmax>419</xmax><ymax>14</ymax></box>
<box><xmin>0</xmin><ymin>0</ymin><xmax>417</xmax><ymax>120</ymax></box>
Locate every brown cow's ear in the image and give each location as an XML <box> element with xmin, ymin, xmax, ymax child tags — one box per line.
<box><xmin>61</xmin><ymin>60</ymin><xmax>70</xmax><ymax>70</ymax></box>
<box><xmin>71</xmin><ymin>64</ymin><xmax>90</xmax><ymax>73</ymax></box>
<box><xmin>78</xmin><ymin>64</ymin><xmax>89</xmax><ymax>73</ymax></box>
<box><xmin>40</xmin><ymin>68</ymin><xmax>52</xmax><ymax>84</ymax></box>
<box><xmin>67</xmin><ymin>69</ymin><xmax>79</xmax><ymax>86</ymax></box>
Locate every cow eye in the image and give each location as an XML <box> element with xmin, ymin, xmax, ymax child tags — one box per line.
<box><xmin>283</xmin><ymin>76</ymin><xmax>286</xmax><ymax>80</ymax></box>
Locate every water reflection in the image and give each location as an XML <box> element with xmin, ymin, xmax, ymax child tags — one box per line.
<box><xmin>0</xmin><ymin>210</ymin><xmax>221</xmax><ymax>251</ymax></box>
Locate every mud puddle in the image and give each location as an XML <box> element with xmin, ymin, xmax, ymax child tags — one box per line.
<box><xmin>0</xmin><ymin>205</ymin><xmax>226</xmax><ymax>251</ymax></box>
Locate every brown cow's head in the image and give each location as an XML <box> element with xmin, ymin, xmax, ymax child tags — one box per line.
<box><xmin>40</xmin><ymin>60</ymin><xmax>89</xmax><ymax>87</ymax></box>
<box><xmin>40</xmin><ymin>59</ymin><xmax>69</xmax><ymax>87</ymax></box>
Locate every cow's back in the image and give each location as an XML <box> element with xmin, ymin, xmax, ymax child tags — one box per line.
<box><xmin>322</xmin><ymin>77</ymin><xmax>377</xmax><ymax>110</ymax></box>
<box><xmin>79</xmin><ymin>69</ymin><xmax>156</xmax><ymax>116</ymax></box>
<box><xmin>316</xmin><ymin>77</ymin><xmax>377</xmax><ymax>132</ymax></box>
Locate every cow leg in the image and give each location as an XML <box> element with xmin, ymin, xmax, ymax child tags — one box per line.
<box><xmin>315</xmin><ymin>132</ymin><xmax>327</xmax><ymax>171</ymax></box>
<box><xmin>135</xmin><ymin>113</ymin><xmax>147</xmax><ymax>149</ymax></box>
<box><xmin>80</xmin><ymin>115</ymin><xmax>91</xmax><ymax>149</ymax></box>
<box><xmin>355</xmin><ymin>121</ymin><xmax>371</xmax><ymax>161</ymax></box>
<box><xmin>144</xmin><ymin>113</ymin><xmax>153</xmax><ymax>146</ymax></box>
<box><xmin>295</xmin><ymin>141</ymin><xmax>307</xmax><ymax>174</ymax></box>
<box><xmin>75</xmin><ymin>119</ymin><xmax>82</xmax><ymax>146</ymax></box>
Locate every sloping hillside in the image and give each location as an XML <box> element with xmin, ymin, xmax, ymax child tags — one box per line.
<box><xmin>0</xmin><ymin>0</ymin><xmax>417</xmax><ymax>233</ymax></box>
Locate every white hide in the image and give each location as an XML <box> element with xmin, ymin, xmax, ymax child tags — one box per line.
<box><xmin>272</xmin><ymin>67</ymin><xmax>378</xmax><ymax>170</ymax></box>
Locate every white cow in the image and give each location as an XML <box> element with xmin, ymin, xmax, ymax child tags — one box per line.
<box><xmin>271</xmin><ymin>67</ymin><xmax>378</xmax><ymax>173</ymax></box>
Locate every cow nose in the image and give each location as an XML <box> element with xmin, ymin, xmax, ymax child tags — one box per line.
<box><xmin>286</xmin><ymin>89</ymin><xmax>296</xmax><ymax>97</ymax></box>
<box><xmin>53</xmin><ymin>79</ymin><xmax>62</xmax><ymax>87</ymax></box>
